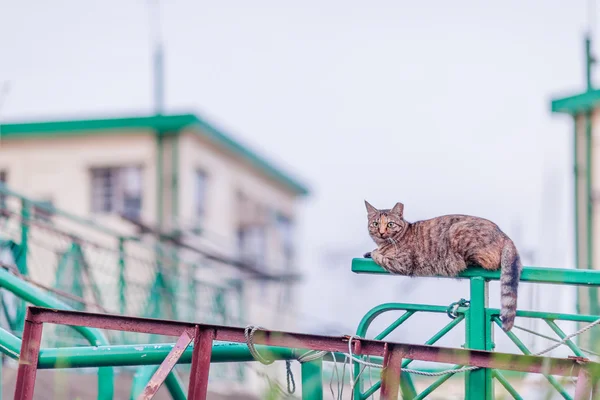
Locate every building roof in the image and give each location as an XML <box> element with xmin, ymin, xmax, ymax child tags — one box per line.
<box><xmin>1</xmin><ymin>113</ymin><xmax>309</xmax><ymax>196</ymax></box>
<box><xmin>551</xmin><ymin>89</ymin><xmax>600</xmax><ymax>115</ymax></box>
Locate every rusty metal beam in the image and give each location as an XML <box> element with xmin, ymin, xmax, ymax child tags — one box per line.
<box><xmin>25</xmin><ymin>306</ymin><xmax>600</xmax><ymax>377</ymax></box>
<box><xmin>15</xmin><ymin>306</ymin><xmax>600</xmax><ymax>400</ymax></box>
<box><xmin>574</xmin><ymin>366</ymin><xmax>594</xmax><ymax>400</ymax></box>
<box><xmin>14</xmin><ymin>311</ymin><xmax>44</xmax><ymax>400</ymax></box>
<box><xmin>138</xmin><ymin>328</ymin><xmax>194</xmax><ymax>399</ymax></box>
<box><xmin>187</xmin><ymin>327</ymin><xmax>215</xmax><ymax>399</ymax></box>
<box><xmin>380</xmin><ymin>343</ymin><xmax>404</xmax><ymax>400</ymax></box>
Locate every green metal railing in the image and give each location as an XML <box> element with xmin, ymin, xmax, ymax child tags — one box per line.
<box><xmin>0</xmin><ymin>183</ymin><xmax>245</xmax><ymax>382</ymax></box>
<box><xmin>352</xmin><ymin>258</ymin><xmax>600</xmax><ymax>399</ymax></box>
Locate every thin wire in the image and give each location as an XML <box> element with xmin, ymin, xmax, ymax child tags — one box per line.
<box><xmin>512</xmin><ymin>323</ymin><xmax>600</xmax><ymax>357</ymax></box>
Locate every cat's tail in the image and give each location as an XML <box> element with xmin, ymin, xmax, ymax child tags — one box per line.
<box><xmin>500</xmin><ymin>240</ymin><xmax>522</xmax><ymax>331</ymax></box>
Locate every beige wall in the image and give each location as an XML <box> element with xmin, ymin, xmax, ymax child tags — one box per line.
<box><xmin>178</xmin><ymin>130</ymin><xmax>299</xmax><ymax>330</ymax></box>
<box><xmin>0</xmin><ymin>131</ymin><xmax>157</xmax><ymax>227</ymax></box>
<box><xmin>0</xmin><ymin>128</ymin><xmax>300</xmax><ymax>325</ymax></box>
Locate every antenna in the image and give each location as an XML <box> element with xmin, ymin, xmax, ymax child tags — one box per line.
<box><xmin>147</xmin><ymin>0</ymin><xmax>164</xmax><ymax>114</ymax></box>
<box><xmin>0</xmin><ymin>82</ymin><xmax>11</xmax><ymax>144</ymax></box>
<box><xmin>587</xmin><ymin>0</ymin><xmax>597</xmax><ymax>90</ymax></box>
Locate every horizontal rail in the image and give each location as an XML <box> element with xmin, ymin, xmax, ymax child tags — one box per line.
<box><xmin>352</xmin><ymin>258</ymin><xmax>600</xmax><ymax>286</ymax></box>
<box><xmin>24</xmin><ymin>306</ymin><xmax>600</xmax><ymax>377</ymax></box>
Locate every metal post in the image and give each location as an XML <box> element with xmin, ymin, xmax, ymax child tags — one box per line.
<box><xmin>574</xmin><ymin>366</ymin><xmax>593</xmax><ymax>400</ymax></box>
<box><xmin>380</xmin><ymin>344</ymin><xmax>403</xmax><ymax>400</ymax></box>
<box><xmin>17</xmin><ymin>199</ymin><xmax>29</xmax><ymax>275</ymax></box>
<box><xmin>14</xmin><ymin>312</ymin><xmax>43</xmax><ymax>400</ymax></box>
<box><xmin>118</xmin><ymin>237</ymin><xmax>126</xmax><ymax>315</ymax></box>
<box><xmin>301</xmin><ymin>359</ymin><xmax>323</xmax><ymax>400</ymax></box>
<box><xmin>187</xmin><ymin>327</ymin><xmax>214</xmax><ymax>399</ymax></box>
<box><xmin>465</xmin><ymin>276</ymin><xmax>493</xmax><ymax>400</ymax></box>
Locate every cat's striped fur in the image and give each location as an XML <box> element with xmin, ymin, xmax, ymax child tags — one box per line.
<box><xmin>364</xmin><ymin>201</ymin><xmax>522</xmax><ymax>331</ymax></box>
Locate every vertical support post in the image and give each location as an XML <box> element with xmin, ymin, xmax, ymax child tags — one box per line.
<box><xmin>301</xmin><ymin>359</ymin><xmax>323</xmax><ymax>400</ymax></box>
<box><xmin>188</xmin><ymin>326</ymin><xmax>215</xmax><ymax>400</ymax></box>
<box><xmin>574</xmin><ymin>367</ymin><xmax>593</xmax><ymax>400</ymax></box>
<box><xmin>18</xmin><ymin>199</ymin><xmax>29</xmax><ymax>275</ymax></box>
<box><xmin>15</xmin><ymin>200</ymin><xmax>30</xmax><ymax>333</ymax></box>
<box><xmin>585</xmin><ymin>110</ymin><xmax>599</xmax><ymax>351</ymax></box>
<box><xmin>118</xmin><ymin>237</ymin><xmax>126</xmax><ymax>315</ymax></box>
<box><xmin>574</xmin><ymin>115</ymin><xmax>582</xmax><ymax>323</ymax></box>
<box><xmin>380</xmin><ymin>343</ymin><xmax>403</xmax><ymax>400</ymax></box>
<box><xmin>465</xmin><ymin>277</ymin><xmax>493</xmax><ymax>400</ymax></box>
<box><xmin>14</xmin><ymin>312</ymin><xmax>43</xmax><ymax>400</ymax></box>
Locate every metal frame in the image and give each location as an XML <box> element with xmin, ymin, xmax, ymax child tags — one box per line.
<box><xmin>13</xmin><ymin>306</ymin><xmax>600</xmax><ymax>400</ymax></box>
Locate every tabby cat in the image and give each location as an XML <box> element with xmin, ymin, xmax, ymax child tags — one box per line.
<box><xmin>363</xmin><ymin>200</ymin><xmax>522</xmax><ymax>331</ymax></box>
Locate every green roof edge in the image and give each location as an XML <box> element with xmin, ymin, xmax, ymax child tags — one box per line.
<box><xmin>551</xmin><ymin>89</ymin><xmax>600</xmax><ymax>115</ymax></box>
<box><xmin>0</xmin><ymin>113</ymin><xmax>310</xmax><ymax>196</ymax></box>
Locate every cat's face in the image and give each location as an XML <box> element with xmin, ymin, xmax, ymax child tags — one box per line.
<box><xmin>365</xmin><ymin>201</ymin><xmax>407</xmax><ymax>244</ymax></box>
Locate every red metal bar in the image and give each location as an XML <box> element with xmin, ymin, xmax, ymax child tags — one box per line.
<box><xmin>380</xmin><ymin>343</ymin><xmax>403</xmax><ymax>400</ymax></box>
<box><xmin>14</xmin><ymin>312</ymin><xmax>44</xmax><ymax>400</ymax></box>
<box><xmin>574</xmin><ymin>366</ymin><xmax>593</xmax><ymax>400</ymax></box>
<box><xmin>138</xmin><ymin>329</ymin><xmax>195</xmax><ymax>400</ymax></box>
<box><xmin>188</xmin><ymin>327</ymin><xmax>215</xmax><ymax>400</ymax></box>
<box><xmin>20</xmin><ymin>306</ymin><xmax>600</xmax><ymax>382</ymax></box>
<box><xmin>25</xmin><ymin>306</ymin><xmax>597</xmax><ymax>377</ymax></box>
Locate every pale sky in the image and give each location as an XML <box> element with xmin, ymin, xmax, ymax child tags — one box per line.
<box><xmin>0</xmin><ymin>1</ymin><xmax>592</xmax><ymax>350</ymax></box>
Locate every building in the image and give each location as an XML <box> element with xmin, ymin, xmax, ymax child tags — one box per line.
<box><xmin>0</xmin><ymin>112</ymin><xmax>309</xmax><ymax>396</ymax></box>
<box><xmin>551</xmin><ymin>35</ymin><xmax>600</xmax><ymax>350</ymax></box>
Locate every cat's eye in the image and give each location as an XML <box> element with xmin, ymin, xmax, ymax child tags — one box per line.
<box><xmin>371</xmin><ymin>221</ymin><xmax>379</xmax><ymax>227</ymax></box>
<box><xmin>387</xmin><ymin>222</ymin><xmax>395</xmax><ymax>228</ymax></box>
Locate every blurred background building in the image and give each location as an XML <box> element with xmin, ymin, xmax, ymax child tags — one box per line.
<box><xmin>0</xmin><ymin>112</ymin><xmax>308</xmax><ymax>397</ymax></box>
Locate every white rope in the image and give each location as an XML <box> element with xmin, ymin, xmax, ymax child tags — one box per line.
<box><xmin>245</xmin><ymin>314</ymin><xmax>600</xmax><ymax>387</ymax></box>
<box><xmin>532</xmin><ymin>317</ymin><xmax>600</xmax><ymax>357</ymax></box>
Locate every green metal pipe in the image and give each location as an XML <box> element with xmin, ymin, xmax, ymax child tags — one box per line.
<box><xmin>487</xmin><ymin>307</ymin><xmax>600</xmax><ymax>323</ymax></box>
<box><xmin>37</xmin><ymin>343</ymin><xmax>297</xmax><ymax>369</ymax></box>
<box><xmin>545</xmin><ymin>319</ymin><xmax>586</xmax><ymax>358</ymax></box>
<box><xmin>492</xmin><ymin>317</ymin><xmax>572</xmax><ymax>400</ymax></box>
<box><xmin>374</xmin><ymin>311</ymin><xmax>414</xmax><ymax>341</ymax></box>
<box><xmin>414</xmin><ymin>365</ymin><xmax>466</xmax><ymax>400</ymax></box>
<box><xmin>301</xmin><ymin>359</ymin><xmax>323</xmax><ymax>400</ymax></box>
<box><xmin>0</xmin><ymin>326</ymin><xmax>21</xmax><ymax>359</ymax></box>
<box><xmin>0</xmin><ymin>268</ymin><xmax>115</xmax><ymax>400</ymax></box>
<box><xmin>574</xmin><ymin>115</ymin><xmax>581</xmax><ymax>320</ymax></box>
<box><xmin>465</xmin><ymin>277</ymin><xmax>492</xmax><ymax>400</ymax></box>
<box><xmin>118</xmin><ymin>237</ymin><xmax>126</xmax><ymax>316</ymax></box>
<box><xmin>492</xmin><ymin>370</ymin><xmax>524</xmax><ymax>400</ymax></box>
<box><xmin>156</xmin><ymin>132</ymin><xmax>164</xmax><ymax>229</ymax></box>
<box><xmin>352</xmin><ymin>259</ymin><xmax>600</xmax><ymax>286</ymax></box>
<box><xmin>164</xmin><ymin>369</ymin><xmax>187</xmax><ymax>400</ymax></box>
<box><xmin>171</xmin><ymin>132</ymin><xmax>179</xmax><ymax>223</ymax></box>
<box><xmin>130</xmin><ymin>365</ymin><xmax>159</xmax><ymax>399</ymax></box>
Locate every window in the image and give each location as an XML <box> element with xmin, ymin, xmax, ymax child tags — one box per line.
<box><xmin>91</xmin><ymin>166</ymin><xmax>142</xmax><ymax>220</ymax></box>
<box><xmin>276</xmin><ymin>214</ymin><xmax>294</xmax><ymax>268</ymax></box>
<box><xmin>275</xmin><ymin>213</ymin><xmax>295</xmax><ymax>307</ymax></box>
<box><xmin>194</xmin><ymin>170</ymin><xmax>207</xmax><ymax>218</ymax></box>
<box><xmin>237</xmin><ymin>224</ymin><xmax>267</xmax><ymax>269</ymax></box>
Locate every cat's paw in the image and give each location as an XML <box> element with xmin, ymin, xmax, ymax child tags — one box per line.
<box><xmin>363</xmin><ymin>252</ymin><xmax>372</xmax><ymax>258</ymax></box>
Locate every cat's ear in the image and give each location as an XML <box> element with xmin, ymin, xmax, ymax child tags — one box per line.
<box><xmin>364</xmin><ymin>200</ymin><xmax>378</xmax><ymax>216</ymax></box>
<box><xmin>391</xmin><ymin>202</ymin><xmax>404</xmax><ymax>217</ymax></box>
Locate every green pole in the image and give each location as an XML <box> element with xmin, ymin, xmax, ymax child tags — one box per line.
<box><xmin>301</xmin><ymin>359</ymin><xmax>323</xmax><ymax>400</ymax></box>
<box><xmin>156</xmin><ymin>132</ymin><xmax>164</xmax><ymax>230</ymax></box>
<box><xmin>574</xmin><ymin>115</ymin><xmax>581</xmax><ymax>320</ymax></box>
<box><xmin>465</xmin><ymin>276</ymin><xmax>493</xmax><ymax>400</ymax></box>
<box><xmin>586</xmin><ymin>34</ymin><xmax>595</xmax><ymax>91</ymax></box>
<box><xmin>17</xmin><ymin>199</ymin><xmax>29</xmax><ymax>275</ymax></box>
<box><xmin>118</xmin><ymin>237</ymin><xmax>126</xmax><ymax>315</ymax></box>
